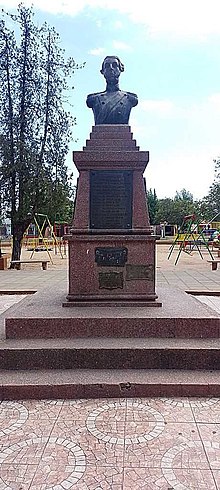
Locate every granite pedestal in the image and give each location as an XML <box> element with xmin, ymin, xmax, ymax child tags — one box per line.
<box><xmin>65</xmin><ymin>125</ymin><xmax>161</xmax><ymax>306</ymax></box>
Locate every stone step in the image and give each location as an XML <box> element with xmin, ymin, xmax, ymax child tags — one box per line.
<box><xmin>1</xmin><ymin>337</ymin><xmax>220</xmax><ymax>370</ymax></box>
<box><xmin>5</xmin><ymin>285</ymin><xmax>219</xmax><ymax>339</ymax></box>
<box><xmin>90</xmin><ymin>131</ymin><xmax>134</xmax><ymax>140</ymax></box>
<box><xmin>0</xmin><ymin>368</ymin><xmax>219</xmax><ymax>400</ymax></box>
<box><xmin>84</xmin><ymin>139</ymin><xmax>139</xmax><ymax>150</ymax></box>
<box><xmin>73</xmin><ymin>149</ymin><xmax>149</xmax><ymax>173</ymax></box>
<box><xmin>5</xmin><ymin>315</ymin><xmax>220</xmax><ymax>340</ymax></box>
<box><xmin>91</xmin><ymin>125</ymin><xmax>132</xmax><ymax>135</ymax></box>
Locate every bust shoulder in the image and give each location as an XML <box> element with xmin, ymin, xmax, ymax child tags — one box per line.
<box><xmin>86</xmin><ymin>91</ymin><xmax>105</xmax><ymax>107</ymax></box>
<box><xmin>124</xmin><ymin>91</ymin><xmax>138</xmax><ymax>107</ymax></box>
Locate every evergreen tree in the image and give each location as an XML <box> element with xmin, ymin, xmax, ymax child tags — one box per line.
<box><xmin>146</xmin><ymin>188</ymin><xmax>158</xmax><ymax>225</ymax></box>
<box><xmin>0</xmin><ymin>5</ymin><xmax>84</xmax><ymax>264</ymax></box>
<box><xmin>207</xmin><ymin>158</ymin><xmax>220</xmax><ymax>216</ymax></box>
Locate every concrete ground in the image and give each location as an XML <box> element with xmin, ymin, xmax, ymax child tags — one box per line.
<box><xmin>0</xmin><ymin>242</ymin><xmax>220</xmax><ymax>489</ymax></box>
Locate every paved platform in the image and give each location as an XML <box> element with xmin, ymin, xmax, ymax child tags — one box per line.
<box><xmin>0</xmin><ymin>243</ymin><xmax>219</xmax><ymax>294</ymax></box>
<box><xmin>0</xmin><ymin>244</ymin><xmax>219</xmax><ymax>488</ymax></box>
<box><xmin>1</xmin><ymin>396</ymin><xmax>220</xmax><ymax>488</ymax></box>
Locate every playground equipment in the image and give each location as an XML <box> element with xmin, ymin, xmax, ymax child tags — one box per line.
<box><xmin>23</xmin><ymin>214</ymin><xmax>65</xmax><ymax>263</ymax></box>
<box><xmin>168</xmin><ymin>214</ymin><xmax>215</xmax><ymax>265</ymax></box>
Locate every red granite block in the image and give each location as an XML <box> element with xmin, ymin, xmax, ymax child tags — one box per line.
<box><xmin>73</xmin><ymin>149</ymin><xmax>149</xmax><ymax>165</ymax></box>
<box><xmin>84</xmin><ymin>138</ymin><xmax>138</xmax><ymax>151</ymax></box>
<box><xmin>91</xmin><ymin>124</ymin><xmax>131</xmax><ymax>134</ymax></box>
<box><xmin>67</xmin><ymin>234</ymin><xmax>158</xmax><ymax>305</ymax></box>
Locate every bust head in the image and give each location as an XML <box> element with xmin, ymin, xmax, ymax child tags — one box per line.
<box><xmin>86</xmin><ymin>56</ymin><xmax>138</xmax><ymax>124</ymax></box>
<box><xmin>100</xmin><ymin>56</ymin><xmax>124</xmax><ymax>84</ymax></box>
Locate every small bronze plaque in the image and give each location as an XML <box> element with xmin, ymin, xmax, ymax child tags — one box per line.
<box><xmin>99</xmin><ymin>271</ymin><xmax>124</xmax><ymax>289</ymax></box>
<box><xmin>95</xmin><ymin>247</ymin><xmax>128</xmax><ymax>267</ymax></box>
<box><xmin>126</xmin><ymin>264</ymin><xmax>154</xmax><ymax>281</ymax></box>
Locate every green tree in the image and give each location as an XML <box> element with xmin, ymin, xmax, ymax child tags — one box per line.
<box><xmin>0</xmin><ymin>5</ymin><xmax>84</xmax><ymax>264</ymax></box>
<box><xmin>206</xmin><ymin>158</ymin><xmax>220</xmax><ymax>217</ymax></box>
<box><xmin>155</xmin><ymin>197</ymin><xmax>176</xmax><ymax>224</ymax></box>
<box><xmin>146</xmin><ymin>188</ymin><xmax>158</xmax><ymax>224</ymax></box>
<box><xmin>196</xmin><ymin>159</ymin><xmax>220</xmax><ymax>223</ymax></box>
<box><xmin>38</xmin><ymin>180</ymin><xmax>76</xmax><ymax>224</ymax></box>
<box><xmin>174</xmin><ymin>188</ymin><xmax>193</xmax><ymax>202</ymax></box>
<box><xmin>193</xmin><ymin>198</ymin><xmax>213</xmax><ymax>222</ymax></box>
<box><xmin>155</xmin><ymin>189</ymin><xmax>195</xmax><ymax>226</ymax></box>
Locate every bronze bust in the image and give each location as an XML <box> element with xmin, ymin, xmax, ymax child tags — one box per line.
<box><xmin>86</xmin><ymin>56</ymin><xmax>138</xmax><ymax>125</ymax></box>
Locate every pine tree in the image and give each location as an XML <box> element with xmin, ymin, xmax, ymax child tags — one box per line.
<box><xmin>146</xmin><ymin>188</ymin><xmax>158</xmax><ymax>224</ymax></box>
<box><xmin>0</xmin><ymin>5</ymin><xmax>84</xmax><ymax>264</ymax></box>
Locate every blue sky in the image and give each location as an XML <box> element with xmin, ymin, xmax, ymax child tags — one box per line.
<box><xmin>2</xmin><ymin>0</ymin><xmax>220</xmax><ymax>200</ymax></box>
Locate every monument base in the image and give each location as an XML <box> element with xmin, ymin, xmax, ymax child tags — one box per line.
<box><xmin>65</xmin><ymin>231</ymin><xmax>161</xmax><ymax>307</ymax></box>
<box><xmin>63</xmin><ymin>298</ymin><xmax>161</xmax><ymax>307</ymax></box>
<box><xmin>2</xmin><ymin>283</ymin><xmax>220</xmax><ymax>399</ymax></box>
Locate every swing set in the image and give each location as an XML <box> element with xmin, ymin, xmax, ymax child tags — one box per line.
<box><xmin>168</xmin><ymin>213</ymin><xmax>218</xmax><ymax>265</ymax></box>
<box><xmin>24</xmin><ymin>214</ymin><xmax>65</xmax><ymax>264</ymax></box>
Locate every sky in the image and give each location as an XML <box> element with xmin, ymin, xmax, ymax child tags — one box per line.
<box><xmin>1</xmin><ymin>0</ymin><xmax>220</xmax><ymax>200</ymax></box>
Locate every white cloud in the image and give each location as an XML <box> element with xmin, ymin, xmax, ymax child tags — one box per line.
<box><xmin>2</xmin><ymin>0</ymin><xmax>220</xmax><ymax>41</ymax></box>
<box><xmin>131</xmin><ymin>94</ymin><xmax>220</xmax><ymax>198</ymax></box>
<box><xmin>113</xmin><ymin>20</ymin><xmax>123</xmax><ymax>29</ymax></box>
<box><xmin>112</xmin><ymin>40</ymin><xmax>132</xmax><ymax>51</ymax></box>
<box><xmin>145</xmin><ymin>149</ymin><xmax>215</xmax><ymax>200</ymax></box>
<box><xmin>140</xmin><ymin>99</ymin><xmax>174</xmax><ymax>116</ymax></box>
<box><xmin>88</xmin><ymin>47</ymin><xmax>105</xmax><ymax>56</ymax></box>
<box><xmin>208</xmin><ymin>93</ymin><xmax>220</xmax><ymax>109</ymax></box>
<box><xmin>139</xmin><ymin>93</ymin><xmax>220</xmax><ymax>123</ymax></box>
<box><xmin>125</xmin><ymin>0</ymin><xmax>220</xmax><ymax>41</ymax></box>
<box><xmin>0</xmin><ymin>0</ymin><xmax>84</xmax><ymax>16</ymax></box>
<box><xmin>95</xmin><ymin>20</ymin><xmax>103</xmax><ymax>28</ymax></box>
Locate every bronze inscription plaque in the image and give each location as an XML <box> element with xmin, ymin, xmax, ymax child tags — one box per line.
<box><xmin>126</xmin><ymin>264</ymin><xmax>154</xmax><ymax>281</ymax></box>
<box><xmin>90</xmin><ymin>170</ymin><xmax>133</xmax><ymax>229</ymax></box>
<box><xmin>95</xmin><ymin>247</ymin><xmax>128</xmax><ymax>267</ymax></box>
<box><xmin>99</xmin><ymin>271</ymin><xmax>124</xmax><ymax>289</ymax></box>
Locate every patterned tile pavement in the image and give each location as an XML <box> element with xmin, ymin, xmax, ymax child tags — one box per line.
<box><xmin>1</xmin><ymin>397</ymin><xmax>220</xmax><ymax>488</ymax></box>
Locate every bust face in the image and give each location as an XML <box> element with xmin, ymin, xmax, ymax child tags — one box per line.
<box><xmin>102</xmin><ymin>57</ymin><xmax>121</xmax><ymax>83</ymax></box>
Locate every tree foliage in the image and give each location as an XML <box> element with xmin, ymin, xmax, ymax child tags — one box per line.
<box><xmin>174</xmin><ymin>189</ymin><xmax>193</xmax><ymax>202</ymax></box>
<box><xmin>0</xmin><ymin>4</ymin><xmax>84</xmax><ymax>262</ymax></box>
<box><xmin>146</xmin><ymin>188</ymin><xmax>158</xmax><ymax>224</ymax></box>
<box><xmin>155</xmin><ymin>189</ymin><xmax>195</xmax><ymax>226</ymax></box>
<box><xmin>206</xmin><ymin>158</ymin><xmax>220</xmax><ymax>217</ymax></box>
<box><xmin>195</xmin><ymin>159</ymin><xmax>220</xmax><ymax>223</ymax></box>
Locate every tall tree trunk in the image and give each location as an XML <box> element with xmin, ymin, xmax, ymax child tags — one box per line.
<box><xmin>11</xmin><ymin>233</ymin><xmax>23</xmax><ymax>265</ymax></box>
<box><xmin>10</xmin><ymin>218</ymin><xmax>31</xmax><ymax>266</ymax></box>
